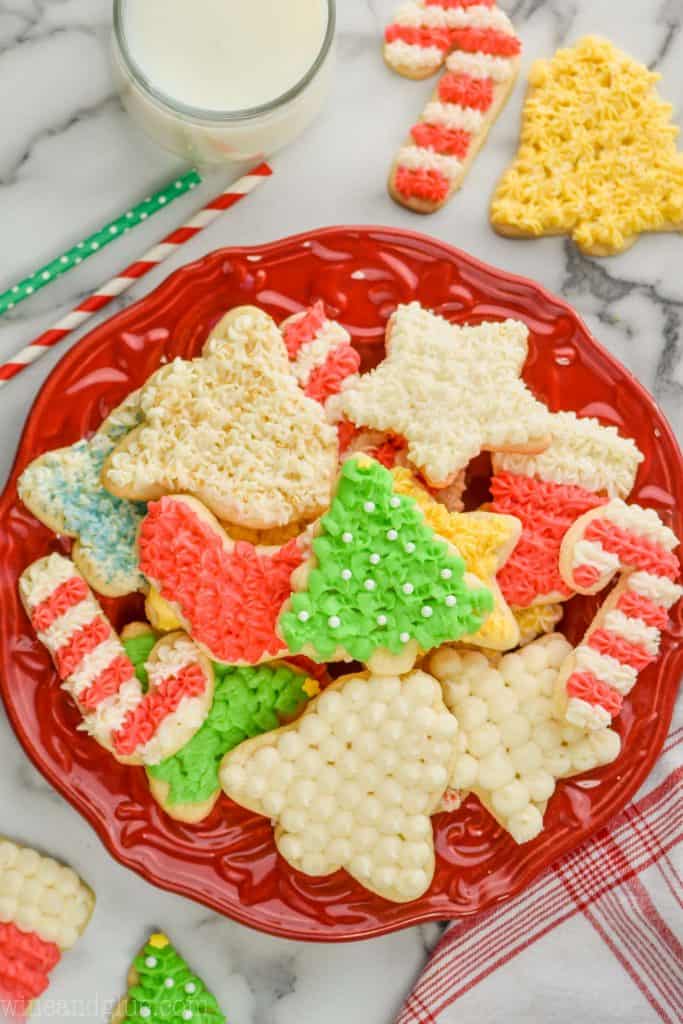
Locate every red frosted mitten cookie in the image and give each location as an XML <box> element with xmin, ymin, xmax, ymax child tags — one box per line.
<box><xmin>19</xmin><ymin>554</ymin><xmax>213</xmax><ymax>765</ymax></box>
<box><xmin>0</xmin><ymin>838</ymin><xmax>94</xmax><ymax>1019</ymax></box>
<box><xmin>554</xmin><ymin>500</ymin><xmax>682</xmax><ymax>731</ymax></box>
<box><xmin>491</xmin><ymin>411</ymin><xmax>644</xmax><ymax>607</ymax></box>
<box><xmin>139</xmin><ymin>495</ymin><xmax>311</xmax><ymax>666</ymax></box>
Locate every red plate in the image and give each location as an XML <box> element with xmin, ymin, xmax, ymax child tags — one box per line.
<box><xmin>1</xmin><ymin>227</ymin><xmax>681</xmax><ymax>941</ymax></box>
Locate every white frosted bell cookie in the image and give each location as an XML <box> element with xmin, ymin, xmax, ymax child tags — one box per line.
<box><xmin>102</xmin><ymin>306</ymin><xmax>338</xmax><ymax>530</ymax></box>
<box><xmin>220</xmin><ymin>669</ymin><xmax>458</xmax><ymax>902</ymax></box>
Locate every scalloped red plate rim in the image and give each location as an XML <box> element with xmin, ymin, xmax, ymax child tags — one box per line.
<box><xmin>0</xmin><ymin>225</ymin><xmax>681</xmax><ymax>942</ymax></box>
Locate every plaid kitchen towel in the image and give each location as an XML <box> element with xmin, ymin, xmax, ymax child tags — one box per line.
<box><xmin>396</xmin><ymin>721</ymin><xmax>682</xmax><ymax>1024</ymax></box>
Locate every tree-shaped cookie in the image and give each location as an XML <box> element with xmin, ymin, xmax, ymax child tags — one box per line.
<box><xmin>111</xmin><ymin>932</ymin><xmax>225</xmax><ymax>1024</ymax></box>
<box><xmin>102</xmin><ymin>306</ymin><xmax>338</xmax><ymax>530</ymax></box>
<box><xmin>278</xmin><ymin>456</ymin><xmax>493</xmax><ymax>672</ymax></box>
<box><xmin>220</xmin><ymin>670</ymin><xmax>458</xmax><ymax>903</ymax></box>
<box><xmin>0</xmin><ymin>838</ymin><xmax>94</xmax><ymax>1019</ymax></box>
<box><xmin>491</xmin><ymin>36</ymin><xmax>683</xmax><ymax>255</ymax></box>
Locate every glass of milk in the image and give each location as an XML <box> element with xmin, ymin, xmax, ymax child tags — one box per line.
<box><xmin>112</xmin><ymin>0</ymin><xmax>336</xmax><ymax>164</ymax></box>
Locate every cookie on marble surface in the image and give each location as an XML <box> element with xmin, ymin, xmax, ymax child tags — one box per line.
<box><xmin>490</xmin><ymin>36</ymin><xmax>683</xmax><ymax>255</ymax></box>
<box><xmin>111</xmin><ymin>932</ymin><xmax>225</xmax><ymax>1024</ymax></box>
<box><xmin>341</xmin><ymin>303</ymin><xmax>551</xmax><ymax>488</ymax></box>
<box><xmin>554</xmin><ymin>500</ymin><xmax>682</xmax><ymax>731</ymax></box>
<box><xmin>0</xmin><ymin>837</ymin><xmax>94</xmax><ymax>1018</ymax></box>
<box><xmin>220</xmin><ymin>669</ymin><xmax>458</xmax><ymax>903</ymax></box>
<box><xmin>19</xmin><ymin>554</ymin><xmax>213</xmax><ymax>765</ymax></box>
<box><xmin>278</xmin><ymin>456</ymin><xmax>493</xmax><ymax>674</ymax></box>
<box><xmin>17</xmin><ymin>390</ymin><xmax>146</xmax><ymax>597</ymax></box>
<box><xmin>389</xmin><ymin>8</ymin><xmax>520</xmax><ymax>212</ymax></box>
<box><xmin>102</xmin><ymin>306</ymin><xmax>338</xmax><ymax>530</ymax></box>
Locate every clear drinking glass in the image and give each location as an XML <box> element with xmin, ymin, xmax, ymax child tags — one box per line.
<box><xmin>112</xmin><ymin>0</ymin><xmax>336</xmax><ymax>164</ymax></box>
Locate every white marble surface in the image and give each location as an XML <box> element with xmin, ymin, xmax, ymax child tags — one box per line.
<box><xmin>0</xmin><ymin>1</ymin><xmax>681</xmax><ymax>1021</ymax></box>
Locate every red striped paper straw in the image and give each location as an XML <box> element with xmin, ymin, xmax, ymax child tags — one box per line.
<box><xmin>0</xmin><ymin>162</ymin><xmax>272</xmax><ymax>387</ymax></box>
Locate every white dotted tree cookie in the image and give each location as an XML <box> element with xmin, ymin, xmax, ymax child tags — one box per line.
<box><xmin>429</xmin><ymin>635</ymin><xmax>621</xmax><ymax>843</ymax></box>
<box><xmin>102</xmin><ymin>306</ymin><xmax>339</xmax><ymax>530</ymax></box>
<box><xmin>220</xmin><ymin>670</ymin><xmax>458</xmax><ymax>903</ymax></box>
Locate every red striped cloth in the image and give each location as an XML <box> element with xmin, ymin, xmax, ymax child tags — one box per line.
<box><xmin>396</xmin><ymin>724</ymin><xmax>682</xmax><ymax>1024</ymax></box>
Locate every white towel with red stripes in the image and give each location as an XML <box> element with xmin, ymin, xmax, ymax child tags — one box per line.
<box><xmin>395</xmin><ymin>710</ymin><xmax>683</xmax><ymax>1024</ymax></box>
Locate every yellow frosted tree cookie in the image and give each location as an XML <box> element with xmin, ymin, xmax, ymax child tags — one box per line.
<box><xmin>491</xmin><ymin>36</ymin><xmax>683</xmax><ymax>255</ymax></box>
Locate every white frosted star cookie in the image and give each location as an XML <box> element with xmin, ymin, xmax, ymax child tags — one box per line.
<box><xmin>341</xmin><ymin>303</ymin><xmax>551</xmax><ymax>488</ymax></box>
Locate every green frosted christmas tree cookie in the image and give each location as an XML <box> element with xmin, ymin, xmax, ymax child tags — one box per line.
<box><xmin>279</xmin><ymin>457</ymin><xmax>494</xmax><ymax>673</ymax></box>
<box><xmin>112</xmin><ymin>932</ymin><xmax>225</xmax><ymax>1024</ymax></box>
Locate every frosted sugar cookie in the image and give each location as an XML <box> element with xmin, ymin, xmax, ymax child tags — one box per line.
<box><xmin>555</xmin><ymin>500</ymin><xmax>682</xmax><ymax>731</ymax></box>
<box><xmin>138</xmin><ymin>495</ymin><xmax>312</xmax><ymax>666</ymax></box>
<box><xmin>111</xmin><ymin>932</ymin><xmax>225</xmax><ymax>1024</ymax></box>
<box><xmin>19</xmin><ymin>554</ymin><xmax>213</xmax><ymax>765</ymax></box>
<box><xmin>0</xmin><ymin>838</ymin><xmax>94</xmax><ymax>1017</ymax></box>
<box><xmin>384</xmin><ymin>0</ymin><xmax>519</xmax><ymax>81</ymax></box>
<box><xmin>429</xmin><ymin>635</ymin><xmax>621</xmax><ymax>842</ymax></box>
<box><xmin>220</xmin><ymin>669</ymin><xmax>458</xmax><ymax>903</ymax></box>
<box><xmin>491</xmin><ymin>411</ymin><xmax>643</xmax><ymax>607</ymax></box>
<box><xmin>341</xmin><ymin>303</ymin><xmax>551</xmax><ymax>487</ymax></box>
<box><xmin>278</xmin><ymin>457</ymin><xmax>493</xmax><ymax>674</ymax></box>
<box><xmin>389</xmin><ymin>7</ymin><xmax>521</xmax><ymax>212</ymax></box>
<box><xmin>391</xmin><ymin>467</ymin><xmax>521</xmax><ymax>650</ymax></box>
<box><xmin>102</xmin><ymin>306</ymin><xmax>338</xmax><ymax>530</ymax></box>
<box><xmin>490</xmin><ymin>36</ymin><xmax>683</xmax><ymax>255</ymax></box>
<box><xmin>18</xmin><ymin>390</ymin><xmax>145</xmax><ymax>597</ymax></box>
<box><xmin>281</xmin><ymin>301</ymin><xmax>360</xmax><ymax>416</ymax></box>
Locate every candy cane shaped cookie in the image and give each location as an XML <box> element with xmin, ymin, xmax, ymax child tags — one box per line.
<box><xmin>555</xmin><ymin>501</ymin><xmax>682</xmax><ymax>730</ymax></box>
<box><xmin>19</xmin><ymin>554</ymin><xmax>213</xmax><ymax>765</ymax></box>
<box><xmin>281</xmin><ymin>302</ymin><xmax>361</xmax><ymax>421</ymax></box>
<box><xmin>384</xmin><ymin>0</ymin><xmax>514</xmax><ymax>80</ymax></box>
<box><xmin>388</xmin><ymin>6</ymin><xmax>521</xmax><ymax>212</ymax></box>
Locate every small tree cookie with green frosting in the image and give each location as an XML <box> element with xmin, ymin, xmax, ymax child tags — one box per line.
<box><xmin>278</xmin><ymin>456</ymin><xmax>494</xmax><ymax>673</ymax></box>
<box><xmin>111</xmin><ymin>932</ymin><xmax>225</xmax><ymax>1024</ymax></box>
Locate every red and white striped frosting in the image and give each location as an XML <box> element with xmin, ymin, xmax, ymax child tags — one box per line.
<box><xmin>281</xmin><ymin>301</ymin><xmax>361</xmax><ymax>419</ymax></box>
<box><xmin>19</xmin><ymin>554</ymin><xmax>212</xmax><ymax>764</ymax></box>
<box><xmin>387</xmin><ymin>1</ymin><xmax>521</xmax><ymax>204</ymax></box>
<box><xmin>560</xmin><ymin>501</ymin><xmax>681</xmax><ymax>730</ymax></box>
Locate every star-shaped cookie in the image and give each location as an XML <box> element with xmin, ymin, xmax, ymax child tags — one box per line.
<box><xmin>341</xmin><ymin>303</ymin><xmax>551</xmax><ymax>487</ymax></box>
<box><xmin>391</xmin><ymin>467</ymin><xmax>521</xmax><ymax>650</ymax></box>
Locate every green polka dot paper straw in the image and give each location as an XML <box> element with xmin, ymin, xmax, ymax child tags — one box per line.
<box><xmin>0</xmin><ymin>169</ymin><xmax>202</xmax><ymax>316</ymax></box>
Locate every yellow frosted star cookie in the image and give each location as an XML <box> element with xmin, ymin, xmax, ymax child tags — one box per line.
<box><xmin>391</xmin><ymin>467</ymin><xmax>522</xmax><ymax>650</ymax></box>
<box><xmin>340</xmin><ymin>302</ymin><xmax>551</xmax><ymax>488</ymax></box>
<box><xmin>491</xmin><ymin>36</ymin><xmax>683</xmax><ymax>255</ymax></box>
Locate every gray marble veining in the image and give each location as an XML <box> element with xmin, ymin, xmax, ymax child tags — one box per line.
<box><xmin>0</xmin><ymin>1</ymin><xmax>681</xmax><ymax>1021</ymax></box>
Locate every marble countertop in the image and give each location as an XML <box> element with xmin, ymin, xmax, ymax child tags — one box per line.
<box><xmin>0</xmin><ymin>1</ymin><xmax>681</xmax><ymax>1021</ymax></box>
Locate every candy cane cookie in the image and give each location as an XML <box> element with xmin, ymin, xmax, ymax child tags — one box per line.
<box><xmin>490</xmin><ymin>411</ymin><xmax>644</xmax><ymax>607</ymax></box>
<box><xmin>0</xmin><ymin>838</ymin><xmax>94</xmax><ymax>1017</ymax></box>
<box><xmin>554</xmin><ymin>500</ymin><xmax>682</xmax><ymax>731</ymax></box>
<box><xmin>281</xmin><ymin>301</ymin><xmax>361</xmax><ymax>420</ymax></box>
<box><xmin>387</xmin><ymin>6</ymin><xmax>521</xmax><ymax>212</ymax></box>
<box><xmin>19</xmin><ymin>554</ymin><xmax>213</xmax><ymax>765</ymax></box>
<box><xmin>384</xmin><ymin>0</ymin><xmax>517</xmax><ymax>81</ymax></box>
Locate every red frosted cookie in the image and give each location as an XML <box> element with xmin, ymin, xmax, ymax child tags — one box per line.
<box><xmin>281</xmin><ymin>301</ymin><xmax>361</xmax><ymax>419</ymax></box>
<box><xmin>138</xmin><ymin>495</ymin><xmax>311</xmax><ymax>666</ymax></box>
